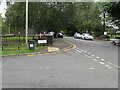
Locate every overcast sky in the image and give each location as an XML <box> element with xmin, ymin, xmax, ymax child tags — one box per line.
<box><xmin>0</xmin><ymin>0</ymin><xmax>7</xmax><ymax>18</ymax></box>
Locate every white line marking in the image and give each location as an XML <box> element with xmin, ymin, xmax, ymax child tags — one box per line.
<box><xmin>75</xmin><ymin>49</ymin><xmax>82</xmax><ymax>53</ymax></box>
<box><xmin>105</xmin><ymin>65</ymin><xmax>112</xmax><ymax>69</ymax></box>
<box><xmin>108</xmin><ymin>67</ymin><xmax>112</xmax><ymax>69</ymax></box>
<box><xmin>75</xmin><ymin>49</ymin><xmax>79</xmax><ymax>52</ymax></box>
<box><xmin>99</xmin><ymin>62</ymin><xmax>105</xmax><ymax>65</ymax></box>
<box><xmin>46</xmin><ymin>66</ymin><xmax>52</xmax><ymax>69</ymax></box>
<box><xmin>91</xmin><ymin>55</ymin><xmax>95</xmax><ymax>56</ymax></box>
<box><xmin>78</xmin><ymin>51</ymin><xmax>81</xmax><ymax>53</ymax></box>
<box><xmin>76</xmin><ymin>48</ymin><xmax>80</xmax><ymax>50</ymax></box>
<box><xmin>89</xmin><ymin>68</ymin><xmax>95</xmax><ymax>70</ymax></box>
<box><xmin>101</xmin><ymin>59</ymin><xmax>105</xmax><ymax>61</ymax></box>
<box><xmin>87</xmin><ymin>56</ymin><xmax>93</xmax><ymax>58</ymax></box>
<box><xmin>87</xmin><ymin>53</ymin><xmax>91</xmax><ymax>54</ymax></box>
<box><xmin>40</xmin><ymin>66</ymin><xmax>52</xmax><ymax>69</ymax></box>
<box><xmin>96</xmin><ymin>57</ymin><xmax>100</xmax><ymax>59</ymax></box>
<box><xmin>93</xmin><ymin>59</ymin><xmax>98</xmax><ymax>61</ymax></box>
<box><xmin>84</xmin><ymin>51</ymin><xmax>87</xmax><ymax>53</ymax></box>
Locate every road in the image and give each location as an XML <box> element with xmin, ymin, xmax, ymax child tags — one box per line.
<box><xmin>2</xmin><ymin>37</ymin><xmax>119</xmax><ymax>88</ymax></box>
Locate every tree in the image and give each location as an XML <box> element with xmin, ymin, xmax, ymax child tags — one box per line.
<box><xmin>5</xmin><ymin>2</ymin><xmax>26</xmax><ymax>34</ymax></box>
<box><xmin>5</xmin><ymin>2</ymin><xmax>104</xmax><ymax>37</ymax></box>
<box><xmin>104</xmin><ymin>2</ymin><xmax>120</xmax><ymax>28</ymax></box>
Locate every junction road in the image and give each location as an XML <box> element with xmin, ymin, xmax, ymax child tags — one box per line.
<box><xmin>2</xmin><ymin>37</ymin><xmax>119</xmax><ymax>88</ymax></box>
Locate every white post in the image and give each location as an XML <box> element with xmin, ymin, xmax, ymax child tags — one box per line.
<box><xmin>26</xmin><ymin>0</ymin><xmax>28</xmax><ymax>47</ymax></box>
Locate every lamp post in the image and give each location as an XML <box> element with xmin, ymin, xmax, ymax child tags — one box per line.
<box><xmin>26</xmin><ymin>0</ymin><xmax>28</xmax><ymax>47</ymax></box>
<box><xmin>103</xmin><ymin>12</ymin><xmax>106</xmax><ymax>35</ymax></box>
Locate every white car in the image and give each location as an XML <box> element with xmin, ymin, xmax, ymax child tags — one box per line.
<box><xmin>81</xmin><ymin>33</ymin><xmax>94</xmax><ymax>40</ymax></box>
<box><xmin>110</xmin><ymin>36</ymin><xmax>120</xmax><ymax>45</ymax></box>
<box><xmin>74</xmin><ymin>33</ymin><xmax>82</xmax><ymax>39</ymax></box>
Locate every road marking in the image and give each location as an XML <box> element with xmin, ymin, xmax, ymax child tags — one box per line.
<box><xmin>84</xmin><ymin>51</ymin><xmax>87</xmax><ymax>53</ymax></box>
<box><xmin>75</xmin><ymin>49</ymin><xmax>82</xmax><ymax>53</ymax></box>
<box><xmin>105</xmin><ymin>65</ymin><xmax>112</xmax><ymax>69</ymax></box>
<box><xmin>108</xmin><ymin>67</ymin><xmax>112</xmax><ymax>69</ymax></box>
<box><xmin>89</xmin><ymin>68</ymin><xmax>95</xmax><ymax>70</ymax></box>
<box><xmin>78</xmin><ymin>51</ymin><xmax>81</xmax><ymax>53</ymax></box>
<box><xmin>28</xmin><ymin>54</ymin><xmax>35</xmax><ymax>56</ymax></box>
<box><xmin>93</xmin><ymin>59</ymin><xmax>98</xmax><ymax>61</ymax></box>
<box><xmin>40</xmin><ymin>66</ymin><xmax>52</xmax><ymax>69</ymax></box>
<box><xmin>46</xmin><ymin>66</ymin><xmax>52</xmax><ymax>69</ymax></box>
<box><xmin>48</xmin><ymin>47</ymin><xmax>60</xmax><ymax>52</ymax></box>
<box><xmin>75</xmin><ymin>48</ymin><xmax>115</xmax><ymax>69</ymax></box>
<box><xmin>99</xmin><ymin>62</ymin><xmax>105</xmax><ymax>65</ymax></box>
<box><xmin>75</xmin><ymin>49</ymin><xmax>79</xmax><ymax>51</ymax></box>
<box><xmin>105</xmin><ymin>65</ymin><xmax>109</xmax><ymax>67</ymax></box>
<box><xmin>96</xmin><ymin>57</ymin><xmax>100</xmax><ymax>59</ymax></box>
<box><xmin>101</xmin><ymin>59</ymin><xmax>105</xmax><ymax>61</ymax></box>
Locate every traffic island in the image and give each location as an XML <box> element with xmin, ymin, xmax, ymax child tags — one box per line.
<box><xmin>37</xmin><ymin>38</ymin><xmax>74</xmax><ymax>53</ymax></box>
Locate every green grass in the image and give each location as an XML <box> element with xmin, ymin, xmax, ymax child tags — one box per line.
<box><xmin>2</xmin><ymin>36</ymin><xmax>33</xmax><ymax>41</ymax></box>
<box><xmin>108</xmin><ymin>34</ymin><xmax>120</xmax><ymax>39</ymax></box>
<box><xmin>1</xmin><ymin>42</ymin><xmax>48</xmax><ymax>56</ymax></box>
<box><xmin>1</xmin><ymin>43</ymin><xmax>44</xmax><ymax>55</ymax></box>
<box><xmin>1</xmin><ymin>36</ymin><xmax>51</xmax><ymax>55</ymax></box>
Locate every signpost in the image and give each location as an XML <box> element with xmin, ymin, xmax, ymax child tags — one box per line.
<box><xmin>38</xmin><ymin>40</ymin><xmax>47</xmax><ymax>44</ymax></box>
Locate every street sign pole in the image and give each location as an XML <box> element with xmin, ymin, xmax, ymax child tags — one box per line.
<box><xmin>26</xmin><ymin>0</ymin><xmax>28</xmax><ymax>47</ymax></box>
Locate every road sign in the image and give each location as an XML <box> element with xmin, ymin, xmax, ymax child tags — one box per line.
<box><xmin>38</xmin><ymin>40</ymin><xmax>47</xmax><ymax>44</ymax></box>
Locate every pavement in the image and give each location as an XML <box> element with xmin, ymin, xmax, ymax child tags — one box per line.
<box><xmin>38</xmin><ymin>38</ymin><xmax>73</xmax><ymax>53</ymax></box>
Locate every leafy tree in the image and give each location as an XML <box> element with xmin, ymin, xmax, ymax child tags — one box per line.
<box><xmin>2</xmin><ymin>20</ymin><xmax>9</xmax><ymax>34</ymax></box>
<box><xmin>5</xmin><ymin>2</ymin><xmax>105</xmax><ymax>37</ymax></box>
<box><xmin>104</xmin><ymin>2</ymin><xmax>120</xmax><ymax>28</ymax></box>
<box><xmin>5</xmin><ymin>2</ymin><xmax>25</xmax><ymax>34</ymax></box>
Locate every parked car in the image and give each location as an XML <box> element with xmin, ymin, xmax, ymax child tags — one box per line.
<box><xmin>110</xmin><ymin>36</ymin><xmax>120</xmax><ymax>45</ymax></box>
<box><xmin>81</xmin><ymin>33</ymin><xmax>94</xmax><ymax>40</ymax></box>
<box><xmin>56</xmin><ymin>32</ymin><xmax>63</xmax><ymax>38</ymax></box>
<box><xmin>74</xmin><ymin>32</ymin><xmax>82</xmax><ymax>39</ymax></box>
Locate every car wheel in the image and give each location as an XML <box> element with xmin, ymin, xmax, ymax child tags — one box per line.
<box><xmin>113</xmin><ymin>42</ymin><xmax>116</xmax><ymax>45</ymax></box>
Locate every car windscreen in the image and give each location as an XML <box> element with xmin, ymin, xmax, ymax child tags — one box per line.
<box><xmin>115</xmin><ymin>36</ymin><xmax>120</xmax><ymax>39</ymax></box>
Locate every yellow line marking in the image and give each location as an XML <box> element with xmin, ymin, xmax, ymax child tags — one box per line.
<box><xmin>28</xmin><ymin>40</ymin><xmax>76</xmax><ymax>56</ymax></box>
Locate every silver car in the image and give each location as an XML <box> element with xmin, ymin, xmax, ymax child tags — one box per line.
<box><xmin>81</xmin><ymin>33</ymin><xmax>94</xmax><ymax>40</ymax></box>
<box><xmin>74</xmin><ymin>33</ymin><xmax>82</xmax><ymax>39</ymax></box>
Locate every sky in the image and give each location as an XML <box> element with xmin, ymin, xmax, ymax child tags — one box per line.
<box><xmin>0</xmin><ymin>0</ymin><xmax>7</xmax><ymax>18</ymax></box>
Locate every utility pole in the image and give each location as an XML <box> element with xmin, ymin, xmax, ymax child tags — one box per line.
<box><xmin>26</xmin><ymin>0</ymin><xmax>28</xmax><ymax>47</ymax></box>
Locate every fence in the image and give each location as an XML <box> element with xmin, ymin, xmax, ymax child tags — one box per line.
<box><xmin>1</xmin><ymin>34</ymin><xmax>53</xmax><ymax>50</ymax></box>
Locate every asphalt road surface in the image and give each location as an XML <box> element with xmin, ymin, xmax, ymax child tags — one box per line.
<box><xmin>2</xmin><ymin>37</ymin><xmax>119</xmax><ymax>88</ymax></box>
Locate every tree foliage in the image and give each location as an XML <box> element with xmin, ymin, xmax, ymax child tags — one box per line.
<box><xmin>104</xmin><ymin>2</ymin><xmax>120</xmax><ymax>28</ymax></box>
<box><xmin>5</xmin><ymin>2</ymin><xmax>104</xmax><ymax>36</ymax></box>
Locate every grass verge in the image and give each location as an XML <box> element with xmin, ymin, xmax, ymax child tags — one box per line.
<box><xmin>1</xmin><ymin>43</ymin><xmax>47</xmax><ymax>55</ymax></box>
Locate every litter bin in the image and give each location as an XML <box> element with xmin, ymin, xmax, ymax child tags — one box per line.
<box><xmin>28</xmin><ymin>40</ymin><xmax>35</xmax><ymax>51</ymax></box>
